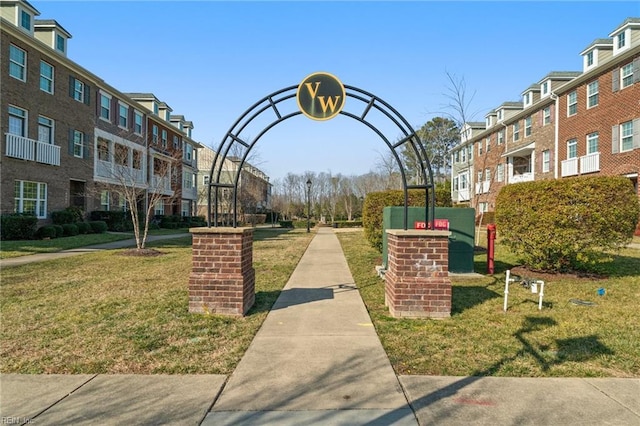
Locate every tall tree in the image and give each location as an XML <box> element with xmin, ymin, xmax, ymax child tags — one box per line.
<box><xmin>407</xmin><ymin>117</ymin><xmax>459</xmax><ymax>183</ymax></box>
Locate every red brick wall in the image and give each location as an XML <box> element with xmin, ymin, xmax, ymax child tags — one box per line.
<box><xmin>189</xmin><ymin>228</ymin><xmax>255</xmax><ymax>316</ymax></box>
<box><xmin>385</xmin><ymin>230</ymin><xmax>451</xmax><ymax>319</ymax></box>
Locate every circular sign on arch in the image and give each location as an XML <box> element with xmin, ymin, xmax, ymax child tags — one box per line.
<box><xmin>296</xmin><ymin>72</ymin><xmax>346</xmax><ymax>121</ymax></box>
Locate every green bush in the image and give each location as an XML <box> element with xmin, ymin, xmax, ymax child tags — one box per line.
<box><xmin>62</xmin><ymin>223</ymin><xmax>79</xmax><ymax>236</ymax></box>
<box><xmin>495</xmin><ymin>176</ymin><xmax>640</xmax><ymax>273</ymax></box>
<box><xmin>76</xmin><ymin>222</ymin><xmax>91</xmax><ymax>234</ymax></box>
<box><xmin>293</xmin><ymin>220</ymin><xmax>315</xmax><ymax>229</ymax></box>
<box><xmin>279</xmin><ymin>220</ymin><xmax>293</xmax><ymax>228</ymax></box>
<box><xmin>36</xmin><ymin>225</ymin><xmax>57</xmax><ymax>239</ymax></box>
<box><xmin>89</xmin><ymin>220</ymin><xmax>108</xmax><ymax>234</ymax></box>
<box><xmin>51</xmin><ymin>209</ymin><xmax>75</xmax><ymax>225</ymax></box>
<box><xmin>52</xmin><ymin>225</ymin><xmax>64</xmax><ymax>238</ymax></box>
<box><xmin>90</xmin><ymin>211</ymin><xmax>131</xmax><ymax>231</ymax></box>
<box><xmin>1</xmin><ymin>214</ymin><xmax>38</xmax><ymax>240</ymax></box>
<box><xmin>362</xmin><ymin>188</ymin><xmax>452</xmax><ymax>251</ymax></box>
<box><xmin>332</xmin><ymin>220</ymin><xmax>363</xmax><ymax>228</ymax></box>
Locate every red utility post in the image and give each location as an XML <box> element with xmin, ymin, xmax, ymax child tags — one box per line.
<box><xmin>487</xmin><ymin>224</ymin><xmax>496</xmax><ymax>274</ymax></box>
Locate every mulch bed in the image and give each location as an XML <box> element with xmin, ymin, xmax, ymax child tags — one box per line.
<box><xmin>509</xmin><ymin>265</ymin><xmax>606</xmax><ymax>282</ymax></box>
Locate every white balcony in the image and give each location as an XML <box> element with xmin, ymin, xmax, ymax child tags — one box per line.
<box><xmin>561</xmin><ymin>158</ymin><xmax>579</xmax><ymax>177</ymax></box>
<box><xmin>510</xmin><ymin>172</ymin><xmax>534</xmax><ymax>184</ymax></box>
<box><xmin>152</xmin><ymin>175</ymin><xmax>173</xmax><ymax>196</ymax></box>
<box><xmin>182</xmin><ymin>187</ymin><xmax>198</xmax><ymax>200</ymax></box>
<box><xmin>96</xmin><ymin>159</ymin><xmax>146</xmax><ymax>186</ymax></box>
<box><xmin>5</xmin><ymin>133</ymin><xmax>60</xmax><ymax>166</ymax></box>
<box><xmin>580</xmin><ymin>152</ymin><xmax>600</xmax><ymax>174</ymax></box>
<box><xmin>475</xmin><ymin>182</ymin><xmax>482</xmax><ymax>195</ymax></box>
<box><xmin>457</xmin><ymin>188</ymin><xmax>470</xmax><ymax>202</ymax></box>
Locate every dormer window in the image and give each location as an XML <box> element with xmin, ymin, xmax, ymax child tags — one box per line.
<box><xmin>20</xmin><ymin>10</ymin><xmax>32</xmax><ymax>31</ymax></box>
<box><xmin>617</xmin><ymin>32</ymin><xmax>626</xmax><ymax>49</ymax></box>
<box><xmin>523</xmin><ymin>92</ymin><xmax>530</xmax><ymax>106</ymax></box>
<box><xmin>55</xmin><ymin>34</ymin><xmax>65</xmax><ymax>53</ymax></box>
<box><xmin>153</xmin><ymin>102</ymin><xmax>159</xmax><ymax>115</ymax></box>
<box><xmin>541</xmin><ymin>81</ymin><xmax>549</xmax><ymax>96</ymax></box>
<box><xmin>497</xmin><ymin>110</ymin><xmax>503</xmax><ymax>121</ymax></box>
<box><xmin>586</xmin><ymin>51</ymin><xmax>594</xmax><ymax>67</ymax></box>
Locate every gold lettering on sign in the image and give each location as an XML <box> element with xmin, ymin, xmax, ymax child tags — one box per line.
<box><xmin>304</xmin><ymin>82</ymin><xmax>321</xmax><ymax>98</ymax></box>
<box><xmin>318</xmin><ymin>96</ymin><xmax>341</xmax><ymax>114</ymax></box>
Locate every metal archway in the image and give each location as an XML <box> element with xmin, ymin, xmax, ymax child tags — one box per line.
<box><xmin>207</xmin><ymin>79</ymin><xmax>436</xmax><ymax>230</ymax></box>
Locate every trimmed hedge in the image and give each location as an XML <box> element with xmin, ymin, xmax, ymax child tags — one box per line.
<box><xmin>90</xmin><ymin>211</ymin><xmax>132</xmax><ymax>232</ymax></box>
<box><xmin>495</xmin><ymin>176</ymin><xmax>640</xmax><ymax>273</ymax></box>
<box><xmin>52</xmin><ymin>225</ymin><xmax>64</xmax><ymax>238</ymax></box>
<box><xmin>293</xmin><ymin>220</ymin><xmax>316</xmax><ymax>229</ymax></box>
<box><xmin>62</xmin><ymin>223</ymin><xmax>79</xmax><ymax>237</ymax></box>
<box><xmin>36</xmin><ymin>225</ymin><xmax>57</xmax><ymax>239</ymax></box>
<box><xmin>362</xmin><ymin>188</ymin><xmax>453</xmax><ymax>251</ymax></box>
<box><xmin>89</xmin><ymin>221</ymin><xmax>108</xmax><ymax>234</ymax></box>
<box><xmin>332</xmin><ymin>220</ymin><xmax>363</xmax><ymax>228</ymax></box>
<box><xmin>1</xmin><ymin>214</ymin><xmax>38</xmax><ymax>240</ymax></box>
<box><xmin>279</xmin><ymin>220</ymin><xmax>294</xmax><ymax>228</ymax></box>
<box><xmin>76</xmin><ymin>222</ymin><xmax>91</xmax><ymax>234</ymax></box>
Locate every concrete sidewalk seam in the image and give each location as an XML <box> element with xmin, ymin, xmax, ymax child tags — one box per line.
<box><xmin>30</xmin><ymin>374</ymin><xmax>98</xmax><ymax>423</ymax></box>
<box><xmin>585</xmin><ymin>378</ymin><xmax>640</xmax><ymax>418</ymax></box>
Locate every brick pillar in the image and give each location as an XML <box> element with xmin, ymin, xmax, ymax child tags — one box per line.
<box><xmin>189</xmin><ymin>227</ymin><xmax>255</xmax><ymax>316</ymax></box>
<box><xmin>385</xmin><ymin>230</ymin><xmax>451</xmax><ymax>319</ymax></box>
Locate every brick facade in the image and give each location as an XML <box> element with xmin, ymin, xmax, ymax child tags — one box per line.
<box><xmin>189</xmin><ymin>227</ymin><xmax>255</xmax><ymax>316</ymax></box>
<box><xmin>385</xmin><ymin>230</ymin><xmax>451</xmax><ymax>319</ymax></box>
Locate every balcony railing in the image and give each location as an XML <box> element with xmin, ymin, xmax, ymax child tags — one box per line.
<box><xmin>561</xmin><ymin>158</ymin><xmax>578</xmax><ymax>177</ymax></box>
<box><xmin>5</xmin><ymin>133</ymin><xmax>60</xmax><ymax>166</ymax></box>
<box><xmin>95</xmin><ymin>159</ymin><xmax>146</xmax><ymax>186</ymax></box>
<box><xmin>579</xmin><ymin>152</ymin><xmax>600</xmax><ymax>174</ymax></box>
<box><xmin>457</xmin><ymin>188</ymin><xmax>470</xmax><ymax>202</ymax></box>
<box><xmin>475</xmin><ymin>181</ymin><xmax>490</xmax><ymax>195</ymax></box>
<box><xmin>510</xmin><ymin>172</ymin><xmax>534</xmax><ymax>184</ymax></box>
<box><xmin>182</xmin><ymin>187</ymin><xmax>198</xmax><ymax>200</ymax></box>
<box><xmin>152</xmin><ymin>175</ymin><xmax>173</xmax><ymax>195</ymax></box>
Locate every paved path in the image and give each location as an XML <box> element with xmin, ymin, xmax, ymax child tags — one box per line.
<box><xmin>1</xmin><ymin>228</ymin><xmax>639</xmax><ymax>425</ymax></box>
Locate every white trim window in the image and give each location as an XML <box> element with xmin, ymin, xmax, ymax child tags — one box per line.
<box><xmin>203</xmin><ymin>175</ymin><xmax>210</xmax><ymax>185</ymax></box>
<box><xmin>20</xmin><ymin>9</ymin><xmax>32</xmax><ymax>31</ymax></box>
<box><xmin>567</xmin><ymin>91</ymin><xmax>577</xmax><ymax>116</ymax></box>
<box><xmin>478</xmin><ymin>141</ymin><xmax>483</xmax><ymax>156</ymax></box>
<box><xmin>15</xmin><ymin>180</ymin><xmax>47</xmax><ymax>218</ymax></box>
<box><xmin>567</xmin><ymin>139</ymin><xmax>578</xmax><ymax>159</ymax></box>
<box><xmin>55</xmin><ymin>34</ymin><xmax>65</xmax><ymax>53</ymax></box>
<box><xmin>543</xmin><ymin>107</ymin><xmax>551</xmax><ymax>125</ymax></box>
<box><xmin>485</xmin><ymin>168</ymin><xmax>491</xmax><ymax>182</ymax></box>
<box><xmin>512</xmin><ymin>122</ymin><xmax>520</xmax><ymax>142</ymax></box>
<box><xmin>99</xmin><ymin>92</ymin><xmax>111</xmax><ymax>121</ymax></box>
<box><xmin>73</xmin><ymin>130</ymin><xmax>84</xmax><ymax>158</ymax></box>
<box><xmin>617</xmin><ymin>32</ymin><xmax>626</xmax><ymax>49</ymax></box>
<box><xmin>587</xmin><ymin>80</ymin><xmax>599</xmax><ymax>108</ymax></box>
<box><xmin>118</xmin><ymin>103</ymin><xmax>129</xmax><ymax>129</ymax></box>
<box><xmin>40</xmin><ymin>61</ymin><xmax>54</xmax><ymax>94</ymax></box>
<box><xmin>181</xmin><ymin>201</ymin><xmax>190</xmax><ymax>217</ymax></box>
<box><xmin>542</xmin><ymin>150</ymin><xmax>550</xmax><ymax>173</ymax></box>
<box><xmin>101</xmin><ymin>190</ymin><xmax>110</xmax><ymax>210</ymax></box>
<box><xmin>525</xmin><ymin>116</ymin><xmax>532</xmax><ymax>137</ymax></box>
<box><xmin>497</xmin><ymin>130</ymin><xmax>503</xmax><ymax>145</ymax></box>
<box><xmin>497</xmin><ymin>163</ymin><xmax>504</xmax><ymax>182</ymax></box>
<box><xmin>621</xmin><ymin>63</ymin><xmax>633</xmax><ymax>89</ymax></box>
<box><xmin>152</xmin><ymin>125</ymin><xmax>159</xmax><ymax>144</ymax></box>
<box><xmin>541</xmin><ymin>81</ymin><xmax>549</xmax><ymax>96</ymax></box>
<box><xmin>9</xmin><ymin>44</ymin><xmax>26</xmax><ymax>81</ymax></box>
<box><xmin>161</xmin><ymin>129</ymin><xmax>168</xmax><ymax>148</ymax></box>
<box><xmin>154</xmin><ymin>200</ymin><xmax>165</xmax><ymax>216</ymax></box>
<box><xmin>621</xmin><ymin>121</ymin><xmax>633</xmax><ymax>152</ymax></box>
<box><xmin>134</xmin><ymin>110</ymin><xmax>143</xmax><ymax>135</ymax></box>
<box><xmin>8</xmin><ymin>105</ymin><xmax>27</xmax><ymax>136</ymax></box>
<box><xmin>586</xmin><ymin>51</ymin><xmax>594</xmax><ymax>67</ymax></box>
<box><xmin>72</xmin><ymin>78</ymin><xmax>85</xmax><ymax>103</ymax></box>
<box><xmin>587</xmin><ymin>132</ymin><xmax>599</xmax><ymax>155</ymax></box>
<box><xmin>38</xmin><ymin>116</ymin><xmax>54</xmax><ymax>144</ymax></box>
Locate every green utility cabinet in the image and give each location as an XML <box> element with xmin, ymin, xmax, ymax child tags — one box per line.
<box><xmin>382</xmin><ymin>207</ymin><xmax>476</xmax><ymax>273</ymax></box>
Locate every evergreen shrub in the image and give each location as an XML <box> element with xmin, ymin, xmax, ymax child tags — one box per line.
<box><xmin>0</xmin><ymin>214</ymin><xmax>38</xmax><ymax>240</ymax></box>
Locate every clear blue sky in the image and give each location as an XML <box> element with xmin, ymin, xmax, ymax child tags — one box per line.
<box><xmin>32</xmin><ymin>1</ymin><xmax>639</xmax><ymax>182</ymax></box>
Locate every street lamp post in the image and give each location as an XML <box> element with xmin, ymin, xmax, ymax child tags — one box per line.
<box><xmin>306</xmin><ymin>179</ymin><xmax>312</xmax><ymax>233</ymax></box>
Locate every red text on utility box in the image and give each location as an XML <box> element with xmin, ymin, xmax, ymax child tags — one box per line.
<box><xmin>414</xmin><ymin>219</ymin><xmax>449</xmax><ymax>230</ymax></box>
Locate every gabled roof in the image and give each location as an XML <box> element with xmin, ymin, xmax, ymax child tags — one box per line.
<box><xmin>580</xmin><ymin>38</ymin><xmax>613</xmax><ymax>55</ymax></box>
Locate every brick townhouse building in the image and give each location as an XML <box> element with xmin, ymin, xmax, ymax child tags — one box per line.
<box><xmin>1</xmin><ymin>0</ymin><xmax>201</xmax><ymax>224</ymax></box>
<box><xmin>451</xmin><ymin>17</ymin><xmax>640</xmax><ymax>218</ymax></box>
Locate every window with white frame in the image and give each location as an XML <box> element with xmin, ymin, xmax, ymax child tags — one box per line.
<box><xmin>37</xmin><ymin>116</ymin><xmax>54</xmax><ymax>144</ymax></box>
<box><xmin>567</xmin><ymin>91</ymin><xmax>577</xmax><ymax>116</ymax></box>
<box><xmin>567</xmin><ymin>139</ymin><xmax>578</xmax><ymax>159</ymax></box>
<box><xmin>512</xmin><ymin>122</ymin><xmax>520</xmax><ymax>142</ymax></box>
<box><xmin>453</xmin><ymin>150</ymin><xmax>459</xmax><ymax>163</ymax></box>
<box><xmin>617</xmin><ymin>32</ymin><xmax>626</xmax><ymax>49</ymax></box>
<box><xmin>486</xmin><ymin>136</ymin><xmax>491</xmax><ymax>151</ymax></box>
<box><xmin>72</xmin><ymin>78</ymin><xmax>85</xmax><ymax>103</ymax></box>
<box><xmin>118</xmin><ymin>104</ymin><xmax>128</xmax><ymax>128</ymax></box>
<box><xmin>621</xmin><ymin>63</ymin><xmax>633</xmax><ymax>89</ymax></box>
<box><xmin>497</xmin><ymin>110</ymin><xmax>503</xmax><ymax>121</ymax></box>
<box><xmin>485</xmin><ymin>168</ymin><xmax>491</xmax><ymax>182</ymax></box>
<box><xmin>152</xmin><ymin>125</ymin><xmax>158</xmax><ymax>144</ymax></box>
<box><xmin>73</xmin><ymin>130</ymin><xmax>84</xmax><ymax>158</ymax></box>
<box><xmin>478</xmin><ymin>142</ymin><xmax>483</xmax><ymax>155</ymax></box>
<box><xmin>461</xmin><ymin>147</ymin><xmax>467</xmax><ymax>162</ymax></box>
<box><xmin>183</xmin><ymin>172</ymin><xmax>194</xmax><ymax>189</ymax></box>
<box><xmin>55</xmin><ymin>34</ymin><xmax>65</xmax><ymax>53</ymax></box>
<box><xmin>587</xmin><ymin>51</ymin><xmax>594</xmax><ymax>67</ymax></box>
<box><xmin>587</xmin><ymin>80</ymin><xmax>599</xmax><ymax>108</ymax></box>
<box><xmin>523</xmin><ymin>92</ymin><xmax>531</xmax><ymax>106</ymax></box>
<box><xmin>203</xmin><ymin>175</ymin><xmax>210</xmax><ymax>185</ymax></box>
<box><xmin>161</xmin><ymin>129</ymin><xmax>168</xmax><ymax>147</ymax></box>
<box><xmin>479</xmin><ymin>202</ymin><xmax>489</xmax><ymax>213</ymax></box>
<box><xmin>134</xmin><ymin>110</ymin><xmax>143</xmax><ymax>134</ymax></box>
<box><xmin>541</xmin><ymin>81</ymin><xmax>549</xmax><ymax>96</ymax></box>
<box><xmin>99</xmin><ymin>92</ymin><xmax>111</xmax><ymax>121</ymax></box>
<box><xmin>101</xmin><ymin>190</ymin><xmax>110</xmax><ymax>210</ymax></box>
<box><xmin>154</xmin><ymin>200</ymin><xmax>165</xmax><ymax>216</ymax></box>
<box><xmin>173</xmin><ymin>135</ymin><xmax>179</xmax><ymax>149</ymax></box>
<box><xmin>542</xmin><ymin>150</ymin><xmax>550</xmax><ymax>173</ymax></box>
<box><xmin>40</xmin><ymin>61</ymin><xmax>54</xmax><ymax>93</ymax></box>
<box><xmin>543</xmin><ymin>107</ymin><xmax>551</xmax><ymax>125</ymax></box>
<box><xmin>15</xmin><ymin>180</ymin><xmax>47</xmax><ymax>218</ymax></box>
<box><xmin>497</xmin><ymin>130</ymin><xmax>504</xmax><ymax>145</ymax></box>
<box><xmin>620</xmin><ymin>121</ymin><xmax>633</xmax><ymax>152</ymax></box>
<box><xmin>460</xmin><ymin>173</ymin><xmax>468</xmax><ymax>189</ymax></box>
<box><xmin>453</xmin><ymin>176</ymin><xmax>459</xmax><ymax>191</ymax></box>
<box><xmin>20</xmin><ymin>10</ymin><xmax>31</xmax><ymax>31</ymax></box>
<box><xmin>9</xmin><ymin>105</ymin><xmax>27</xmax><ymax>136</ymax></box>
<box><xmin>587</xmin><ymin>132</ymin><xmax>599</xmax><ymax>155</ymax></box>
<box><xmin>525</xmin><ymin>116</ymin><xmax>532</xmax><ymax>137</ymax></box>
<box><xmin>181</xmin><ymin>201</ymin><xmax>190</xmax><ymax>217</ymax></box>
<box><xmin>185</xmin><ymin>143</ymin><xmax>193</xmax><ymax>161</ymax></box>
<box><xmin>497</xmin><ymin>163</ymin><xmax>504</xmax><ymax>182</ymax></box>
<box><xmin>477</xmin><ymin>170</ymin><xmax>483</xmax><ymax>183</ymax></box>
<box><xmin>9</xmin><ymin>44</ymin><xmax>26</xmax><ymax>81</ymax></box>
<box><xmin>467</xmin><ymin>145</ymin><xmax>473</xmax><ymax>160</ymax></box>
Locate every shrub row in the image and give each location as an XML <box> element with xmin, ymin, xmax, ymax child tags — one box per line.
<box><xmin>495</xmin><ymin>176</ymin><xmax>640</xmax><ymax>273</ymax></box>
<box><xmin>332</xmin><ymin>220</ymin><xmax>363</xmax><ymax>228</ymax></box>
<box><xmin>1</xmin><ymin>214</ymin><xmax>39</xmax><ymax>240</ymax></box>
<box><xmin>35</xmin><ymin>221</ymin><xmax>108</xmax><ymax>239</ymax></box>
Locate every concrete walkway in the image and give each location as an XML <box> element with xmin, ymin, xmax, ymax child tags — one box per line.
<box><xmin>1</xmin><ymin>228</ymin><xmax>639</xmax><ymax>425</ymax></box>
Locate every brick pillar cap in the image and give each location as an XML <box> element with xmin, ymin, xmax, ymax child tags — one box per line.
<box><xmin>386</xmin><ymin>229</ymin><xmax>451</xmax><ymax>237</ymax></box>
<box><xmin>190</xmin><ymin>226</ymin><xmax>254</xmax><ymax>234</ymax></box>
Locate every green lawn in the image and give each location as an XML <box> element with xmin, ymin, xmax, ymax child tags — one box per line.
<box><xmin>0</xmin><ymin>228</ymin><xmax>314</xmax><ymax>374</ymax></box>
<box><xmin>338</xmin><ymin>231</ymin><xmax>640</xmax><ymax>378</ymax></box>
